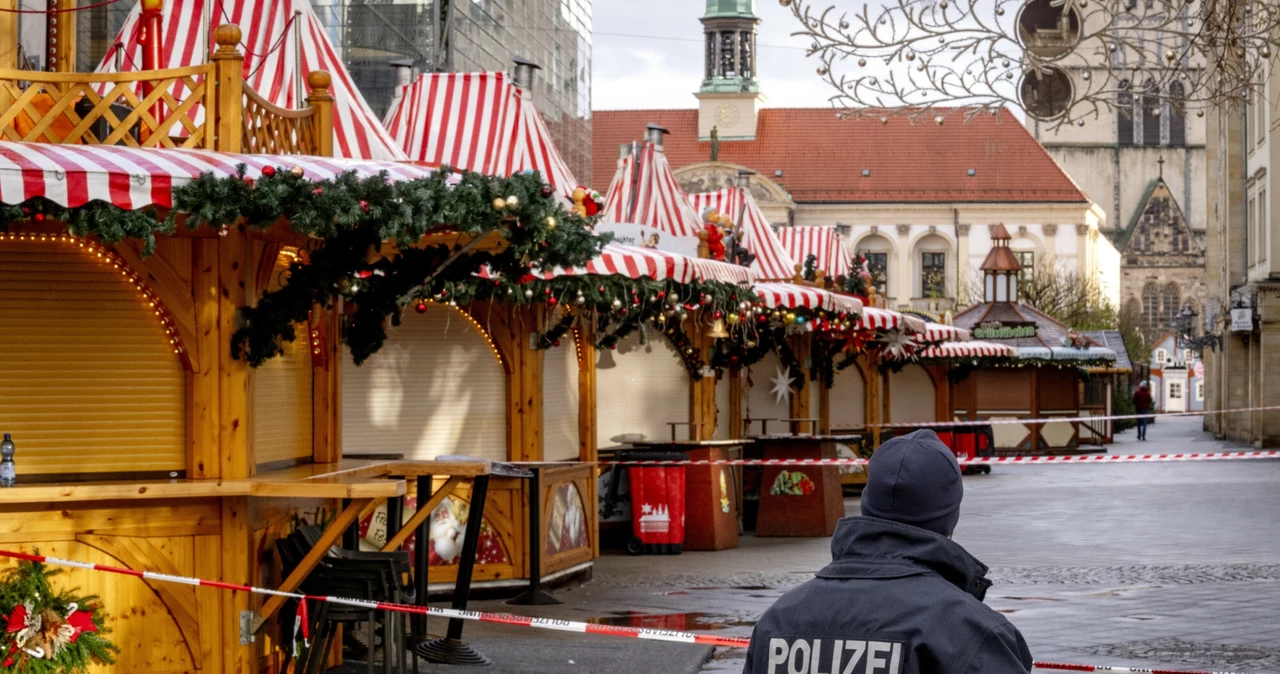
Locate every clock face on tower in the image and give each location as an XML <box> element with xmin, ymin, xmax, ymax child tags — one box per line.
<box><xmin>717</xmin><ymin>103</ymin><xmax>740</xmax><ymax>126</ymax></box>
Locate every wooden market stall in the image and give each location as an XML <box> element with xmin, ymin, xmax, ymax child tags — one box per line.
<box><xmin>0</xmin><ymin>9</ymin><xmax>613</xmax><ymax>673</ymax></box>
<box><xmin>950</xmin><ymin>226</ymin><xmax>1117</xmax><ymax>451</ymax></box>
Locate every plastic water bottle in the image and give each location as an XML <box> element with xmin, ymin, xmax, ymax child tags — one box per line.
<box><xmin>0</xmin><ymin>434</ymin><xmax>15</xmax><ymax>487</ymax></box>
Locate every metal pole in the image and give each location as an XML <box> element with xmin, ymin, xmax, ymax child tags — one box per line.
<box><xmin>293</xmin><ymin>10</ymin><xmax>303</xmax><ymax>107</ymax></box>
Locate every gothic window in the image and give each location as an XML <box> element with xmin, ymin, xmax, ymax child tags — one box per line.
<box><xmin>1141</xmin><ymin>281</ymin><xmax>1181</xmax><ymax>336</ymax></box>
<box><xmin>719</xmin><ymin>32</ymin><xmax>736</xmax><ymax>78</ymax></box>
<box><xmin>1142</xmin><ymin>81</ymin><xmax>1162</xmax><ymax>146</ymax></box>
<box><xmin>1118</xmin><ymin>91</ymin><xmax>1135</xmax><ymax>146</ymax></box>
<box><xmin>1168</xmin><ymin>81</ymin><xmax>1186</xmax><ymax>147</ymax></box>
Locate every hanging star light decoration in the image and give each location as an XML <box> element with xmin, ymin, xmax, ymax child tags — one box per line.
<box><xmin>782</xmin><ymin>0</ymin><xmax>1274</xmax><ymax>129</ymax></box>
<box><xmin>880</xmin><ymin>328</ymin><xmax>917</xmax><ymax>360</ymax></box>
<box><xmin>770</xmin><ymin>365</ymin><xmax>797</xmax><ymax>405</ymax></box>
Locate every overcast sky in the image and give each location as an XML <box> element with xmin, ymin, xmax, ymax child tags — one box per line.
<box><xmin>592</xmin><ymin>0</ymin><xmax>834</xmax><ymax>111</ymax></box>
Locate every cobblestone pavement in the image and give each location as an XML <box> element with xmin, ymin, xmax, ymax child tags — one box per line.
<box><xmin>455</xmin><ymin>417</ymin><xmax>1280</xmax><ymax>673</ymax></box>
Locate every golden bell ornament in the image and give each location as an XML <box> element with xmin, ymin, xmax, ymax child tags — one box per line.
<box><xmin>708</xmin><ymin>319</ymin><xmax>729</xmax><ymax>339</ymax></box>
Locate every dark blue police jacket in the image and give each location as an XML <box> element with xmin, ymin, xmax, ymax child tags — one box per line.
<box><xmin>743</xmin><ymin>516</ymin><xmax>1032</xmax><ymax>674</ymax></box>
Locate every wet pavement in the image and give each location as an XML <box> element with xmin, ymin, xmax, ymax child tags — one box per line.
<box><xmin>342</xmin><ymin>416</ymin><xmax>1280</xmax><ymax>673</ymax></box>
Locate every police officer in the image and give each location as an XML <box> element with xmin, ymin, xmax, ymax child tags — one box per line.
<box><xmin>743</xmin><ymin>429</ymin><xmax>1033</xmax><ymax>674</ymax></box>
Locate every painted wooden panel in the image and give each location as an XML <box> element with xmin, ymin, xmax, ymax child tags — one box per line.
<box><xmin>541</xmin><ymin>464</ymin><xmax>595</xmax><ymax>574</ymax></box>
<box><xmin>0</xmin><ymin>240</ymin><xmax>186</xmax><ymax>474</ymax></box>
<box><xmin>342</xmin><ymin>305</ymin><xmax>507</xmax><ymax>461</ymax></box>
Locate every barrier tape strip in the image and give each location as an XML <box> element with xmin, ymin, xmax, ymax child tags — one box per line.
<box><xmin>866</xmin><ymin>405</ymin><xmax>1280</xmax><ymax>429</ymax></box>
<box><xmin>0</xmin><ymin>550</ymin><xmax>1252</xmax><ymax>674</ymax></box>
<box><xmin>603</xmin><ymin>451</ymin><xmax>1280</xmax><ymax>467</ymax></box>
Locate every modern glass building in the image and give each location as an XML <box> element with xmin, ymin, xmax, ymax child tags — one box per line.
<box><xmin>68</xmin><ymin>0</ymin><xmax>594</xmax><ymax>184</ymax></box>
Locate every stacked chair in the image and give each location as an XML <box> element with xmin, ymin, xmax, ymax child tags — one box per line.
<box><xmin>276</xmin><ymin>525</ymin><xmax>419</xmax><ymax>674</ymax></box>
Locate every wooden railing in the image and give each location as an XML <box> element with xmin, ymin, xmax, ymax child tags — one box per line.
<box><xmin>241</xmin><ymin>71</ymin><xmax>333</xmax><ymax>157</ymax></box>
<box><xmin>0</xmin><ymin>24</ymin><xmax>332</xmax><ymax>157</ymax></box>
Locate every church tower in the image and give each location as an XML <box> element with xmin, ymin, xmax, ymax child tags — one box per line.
<box><xmin>695</xmin><ymin>0</ymin><xmax>765</xmax><ymax>141</ymax></box>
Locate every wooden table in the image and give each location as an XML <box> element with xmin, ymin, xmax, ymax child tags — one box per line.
<box><xmin>632</xmin><ymin>440</ymin><xmax>744</xmax><ymax>551</ymax></box>
<box><xmin>752</xmin><ymin>435</ymin><xmax>857</xmax><ymax>537</ymax></box>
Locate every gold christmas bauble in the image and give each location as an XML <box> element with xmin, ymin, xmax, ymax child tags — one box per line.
<box><xmin>493</xmin><ymin>197</ymin><xmax>507</xmax><ymax>210</ymax></box>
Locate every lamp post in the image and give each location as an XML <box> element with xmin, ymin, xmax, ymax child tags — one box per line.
<box><xmin>1173</xmin><ymin>306</ymin><xmax>1222</xmax><ymax>354</ymax></box>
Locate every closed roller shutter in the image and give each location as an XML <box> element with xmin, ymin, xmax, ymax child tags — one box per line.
<box><xmin>890</xmin><ymin>364</ymin><xmax>936</xmax><ymax>423</ymax></box>
<box><xmin>713</xmin><ymin>374</ymin><xmax>731</xmax><ymax>440</ymax></box>
<box><xmin>542</xmin><ymin>342</ymin><xmax>580</xmax><ymax>461</ymax></box>
<box><xmin>746</xmin><ymin>352</ymin><xmax>791</xmax><ymax>427</ymax></box>
<box><xmin>830</xmin><ymin>367</ymin><xmax>865</xmax><ymax>428</ymax></box>
<box><xmin>252</xmin><ymin>249</ymin><xmax>313</xmax><ymax>466</ymax></box>
<box><xmin>342</xmin><ymin>305</ymin><xmax>507</xmax><ymax>461</ymax></box>
<box><xmin>596</xmin><ymin>331</ymin><xmax>689</xmax><ymax>446</ymax></box>
<box><xmin>0</xmin><ymin>239</ymin><xmax>185</xmax><ymax>475</ymax></box>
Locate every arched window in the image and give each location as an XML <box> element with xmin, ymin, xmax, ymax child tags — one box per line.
<box><xmin>1160</xmin><ymin>282</ymin><xmax>1181</xmax><ymax>332</ymax></box>
<box><xmin>1168</xmin><ymin>80</ymin><xmax>1186</xmax><ymax>147</ymax></box>
<box><xmin>913</xmin><ymin>233</ymin><xmax>951</xmax><ymax>299</ymax></box>
<box><xmin>1140</xmin><ymin>281</ymin><xmax>1179</xmax><ymax>337</ymax></box>
<box><xmin>1118</xmin><ymin>91</ymin><xmax>1135</xmax><ymax>146</ymax></box>
<box><xmin>855</xmin><ymin>233</ymin><xmax>894</xmax><ymax>298</ymax></box>
<box><xmin>1142</xmin><ymin>80</ymin><xmax>1162</xmax><ymax>146</ymax></box>
<box><xmin>1141</xmin><ymin>282</ymin><xmax>1160</xmax><ymax>336</ymax></box>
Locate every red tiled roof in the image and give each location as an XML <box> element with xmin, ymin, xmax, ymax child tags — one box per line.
<box><xmin>592</xmin><ymin>108</ymin><xmax>1089</xmax><ymax>204</ymax></box>
<box><xmin>981</xmin><ymin>247</ymin><xmax>1023</xmax><ymax>272</ymax></box>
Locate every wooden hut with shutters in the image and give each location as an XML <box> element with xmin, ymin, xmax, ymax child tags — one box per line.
<box><xmin>0</xmin><ymin>6</ymin><xmax>620</xmax><ymax>672</ymax></box>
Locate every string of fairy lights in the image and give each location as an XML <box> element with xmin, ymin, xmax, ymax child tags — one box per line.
<box><xmin>0</xmin><ymin>232</ymin><xmax>190</xmax><ymax>369</ymax></box>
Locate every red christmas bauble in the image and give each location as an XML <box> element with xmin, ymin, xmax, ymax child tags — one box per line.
<box><xmin>553</xmin><ymin>339</ymin><xmax>562</xmax><ymax>347</ymax></box>
<box><xmin>312</xmin><ymin>188</ymin><xmax>324</xmax><ymax>195</ymax></box>
<box><xmin>357</xmin><ymin>270</ymin><xmax>373</xmax><ymax>279</ymax></box>
<box><xmin>548</xmin><ymin>296</ymin><xmax>558</xmax><ymax>306</ymax></box>
<box><xmin>598</xmin><ymin>286</ymin><xmax>606</xmax><ymax>293</ymax></box>
<box><xmin>33</xmin><ymin>212</ymin><xmax>45</xmax><ymax>223</ymax></box>
<box><xmin>359</xmin><ymin>200</ymin><xmax>370</xmax><ymax>213</ymax></box>
<box><xmin>262</xmin><ymin>166</ymin><xmax>276</xmax><ymax>177</ymax></box>
<box><xmin>714</xmin><ymin>311</ymin><xmax>723</xmax><ymax>319</ymax></box>
<box><xmin>243</xmin><ymin>176</ymin><xmax>255</xmax><ymax>188</ymax></box>
<box><xmin>540</xmin><ymin>185</ymin><xmax>555</xmax><ymax>198</ymax></box>
<box><xmin>415</xmin><ymin>302</ymin><xmax>428</xmax><ymax>314</ymax></box>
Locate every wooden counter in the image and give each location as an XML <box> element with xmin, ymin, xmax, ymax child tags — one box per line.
<box><xmin>752</xmin><ymin>434</ymin><xmax>856</xmax><ymax>537</ymax></box>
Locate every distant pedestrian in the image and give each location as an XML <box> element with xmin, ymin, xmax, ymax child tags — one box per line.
<box><xmin>742</xmin><ymin>430</ymin><xmax>1032</xmax><ymax>674</ymax></box>
<box><xmin>1133</xmin><ymin>382</ymin><xmax>1154</xmax><ymax>441</ymax></box>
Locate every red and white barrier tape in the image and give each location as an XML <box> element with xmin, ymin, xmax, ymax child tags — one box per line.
<box><xmin>868</xmin><ymin>405</ymin><xmax>1280</xmax><ymax>429</ymax></box>
<box><xmin>603</xmin><ymin>450</ymin><xmax>1280</xmax><ymax>467</ymax></box>
<box><xmin>0</xmin><ymin>551</ymin><xmax>1252</xmax><ymax>674</ymax></box>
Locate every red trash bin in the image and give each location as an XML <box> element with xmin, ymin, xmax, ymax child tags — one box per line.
<box><xmin>623</xmin><ymin>450</ymin><xmax>686</xmax><ymax>555</ymax></box>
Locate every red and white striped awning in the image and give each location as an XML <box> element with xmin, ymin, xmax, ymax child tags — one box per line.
<box><xmin>859</xmin><ymin>306</ymin><xmax>905</xmax><ymax>331</ymax></box>
<box><xmin>478</xmin><ymin>244</ymin><xmax>754</xmax><ymax>286</ymax></box>
<box><xmin>918</xmin><ymin>341</ymin><xmax>1019</xmax><ymax>359</ymax></box>
<box><xmin>0</xmin><ymin>141</ymin><xmax>436</xmax><ymax>209</ymax></box>
<box><xmin>777</xmin><ymin>226</ymin><xmax>851</xmax><ymax>279</ymax></box>
<box><xmin>753</xmin><ymin>283</ymin><xmax>863</xmax><ymax>316</ymax></box>
<box><xmin>689</xmin><ymin>188</ymin><xmax>797</xmax><ymax>281</ymax></box>
<box><xmin>920</xmin><ymin>323</ymin><xmax>972</xmax><ymax>344</ymax></box>
<box><xmin>384</xmin><ymin>72</ymin><xmax>578</xmax><ymax>199</ymax></box>
<box><xmin>601</xmin><ymin>144</ymin><xmax>703</xmax><ymax>238</ymax></box>
<box><xmin>98</xmin><ymin>0</ymin><xmax>406</xmax><ymax>162</ymax></box>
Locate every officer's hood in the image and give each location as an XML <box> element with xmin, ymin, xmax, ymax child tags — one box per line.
<box><xmin>817</xmin><ymin>516</ymin><xmax>993</xmax><ymax>601</ymax></box>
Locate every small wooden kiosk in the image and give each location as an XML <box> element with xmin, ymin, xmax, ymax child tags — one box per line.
<box><xmin>950</xmin><ymin>226</ymin><xmax>1117</xmax><ymax>451</ymax></box>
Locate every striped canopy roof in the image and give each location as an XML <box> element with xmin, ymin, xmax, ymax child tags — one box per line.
<box><xmin>0</xmin><ymin>141</ymin><xmax>436</xmax><ymax>209</ymax></box>
<box><xmin>689</xmin><ymin>188</ymin><xmax>797</xmax><ymax>281</ymax></box>
<box><xmin>478</xmin><ymin>243</ymin><xmax>754</xmax><ymax>285</ymax></box>
<box><xmin>383</xmin><ymin>72</ymin><xmax>578</xmax><ymax>199</ymax></box>
<box><xmin>777</xmin><ymin>226</ymin><xmax>851</xmax><ymax>280</ymax></box>
<box><xmin>919</xmin><ymin>323</ymin><xmax>972</xmax><ymax>344</ymax></box>
<box><xmin>918</xmin><ymin>341</ymin><xmax>1019</xmax><ymax>359</ymax></box>
<box><xmin>96</xmin><ymin>0</ymin><xmax>406</xmax><ymax>162</ymax></box>
<box><xmin>601</xmin><ymin>143</ymin><xmax>704</xmax><ymax>238</ymax></box>
<box><xmin>752</xmin><ymin>282</ymin><xmax>863</xmax><ymax>316</ymax></box>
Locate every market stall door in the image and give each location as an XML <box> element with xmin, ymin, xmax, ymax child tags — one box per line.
<box><xmin>543</xmin><ymin>341</ymin><xmax>581</xmax><ymax>460</ymax></box>
<box><xmin>0</xmin><ymin>237</ymin><xmax>186</xmax><ymax>477</ymax></box>
<box><xmin>889</xmin><ymin>364</ymin><xmax>936</xmax><ymax>424</ymax></box>
<box><xmin>746</xmin><ymin>352</ymin><xmax>794</xmax><ymax>434</ymax></box>
<box><xmin>595</xmin><ymin>332</ymin><xmax>690</xmax><ymax>445</ymax></box>
<box><xmin>342</xmin><ymin>304</ymin><xmax>507</xmax><ymax>461</ymax></box>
